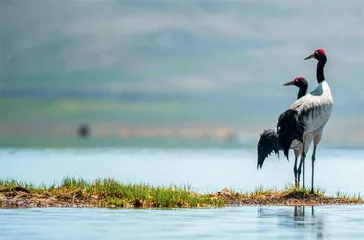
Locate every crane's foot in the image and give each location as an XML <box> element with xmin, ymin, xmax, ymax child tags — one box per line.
<box><xmin>295</xmin><ymin>179</ymin><xmax>300</xmax><ymax>188</ymax></box>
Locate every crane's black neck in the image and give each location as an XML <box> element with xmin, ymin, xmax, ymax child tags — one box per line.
<box><xmin>297</xmin><ymin>84</ymin><xmax>308</xmax><ymax>99</ymax></box>
<box><xmin>316</xmin><ymin>55</ymin><xmax>327</xmax><ymax>83</ymax></box>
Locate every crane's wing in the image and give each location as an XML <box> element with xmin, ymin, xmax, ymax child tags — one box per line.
<box><xmin>289</xmin><ymin>83</ymin><xmax>327</xmax><ymax>112</ymax></box>
<box><xmin>289</xmin><ymin>93</ymin><xmax>313</xmax><ymax>111</ymax></box>
<box><xmin>257</xmin><ymin>128</ymin><xmax>279</xmax><ymax>170</ymax></box>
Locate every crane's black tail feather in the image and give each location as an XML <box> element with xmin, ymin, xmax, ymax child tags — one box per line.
<box><xmin>257</xmin><ymin>128</ymin><xmax>279</xmax><ymax>170</ymax></box>
<box><xmin>277</xmin><ymin>109</ymin><xmax>305</xmax><ymax>160</ymax></box>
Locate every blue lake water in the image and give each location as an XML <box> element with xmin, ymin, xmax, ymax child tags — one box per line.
<box><xmin>2</xmin><ymin>206</ymin><xmax>364</xmax><ymax>240</ymax></box>
<box><xmin>1</xmin><ymin>148</ymin><xmax>364</xmax><ymax>239</ymax></box>
<box><xmin>1</xmin><ymin>148</ymin><xmax>363</xmax><ymax>194</ymax></box>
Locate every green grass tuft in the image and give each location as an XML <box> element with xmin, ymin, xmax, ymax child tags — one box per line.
<box><xmin>336</xmin><ymin>191</ymin><xmax>362</xmax><ymax>203</ymax></box>
<box><xmin>0</xmin><ymin>177</ymin><xmax>225</xmax><ymax>208</ymax></box>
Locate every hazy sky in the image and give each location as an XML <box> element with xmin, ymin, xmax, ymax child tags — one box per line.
<box><xmin>1</xmin><ymin>1</ymin><xmax>363</xmax><ymax>113</ymax></box>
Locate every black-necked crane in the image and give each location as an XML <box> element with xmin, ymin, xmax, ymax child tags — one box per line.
<box><xmin>277</xmin><ymin>48</ymin><xmax>333</xmax><ymax>193</ymax></box>
<box><xmin>257</xmin><ymin>77</ymin><xmax>308</xmax><ymax>186</ymax></box>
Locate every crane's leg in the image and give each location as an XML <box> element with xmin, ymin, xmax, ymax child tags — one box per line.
<box><xmin>294</xmin><ymin>156</ymin><xmax>299</xmax><ymax>187</ymax></box>
<box><xmin>303</xmin><ymin>155</ymin><xmax>305</xmax><ymax>189</ymax></box>
<box><xmin>311</xmin><ymin>132</ymin><xmax>322</xmax><ymax>194</ymax></box>
<box><xmin>297</xmin><ymin>142</ymin><xmax>306</xmax><ymax>188</ymax></box>
<box><xmin>298</xmin><ymin>138</ymin><xmax>312</xmax><ymax>189</ymax></box>
<box><xmin>311</xmin><ymin>144</ymin><xmax>317</xmax><ymax>194</ymax></box>
<box><xmin>293</xmin><ymin>149</ymin><xmax>300</xmax><ymax>187</ymax></box>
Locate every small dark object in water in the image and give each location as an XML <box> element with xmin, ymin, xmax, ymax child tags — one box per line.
<box><xmin>78</xmin><ymin>124</ymin><xmax>90</xmax><ymax>138</ymax></box>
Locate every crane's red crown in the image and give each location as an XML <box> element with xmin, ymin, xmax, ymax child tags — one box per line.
<box><xmin>315</xmin><ymin>48</ymin><xmax>326</xmax><ymax>56</ymax></box>
<box><xmin>294</xmin><ymin>76</ymin><xmax>305</xmax><ymax>82</ymax></box>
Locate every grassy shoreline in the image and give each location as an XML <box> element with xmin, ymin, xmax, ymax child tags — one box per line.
<box><xmin>1</xmin><ymin>178</ymin><xmax>362</xmax><ymax>209</ymax></box>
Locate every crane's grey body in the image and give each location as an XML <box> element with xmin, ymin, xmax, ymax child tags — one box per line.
<box><xmin>290</xmin><ymin>81</ymin><xmax>333</xmax><ymax>139</ymax></box>
<box><xmin>289</xmin><ymin>80</ymin><xmax>333</xmax><ymax>189</ymax></box>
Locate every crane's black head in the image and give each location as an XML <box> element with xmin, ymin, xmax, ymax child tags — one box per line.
<box><xmin>304</xmin><ymin>48</ymin><xmax>327</xmax><ymax>61</ymax></box>
<box><xmin>282</xmin><ymin>76</ymin><xmax>308</xmax><ymax>89</ymax></box>
<box><xmin>283</xmin><ymin>76</ymin><xmax>308</xmax><ymax>99</ymax></box>
<box><xmin>304</xmin><ymin>48</ymin><xmax>327</xmax><ymax>83</ymax></box>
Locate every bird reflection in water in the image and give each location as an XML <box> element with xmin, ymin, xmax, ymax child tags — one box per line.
<box><xmin>258</xmin><ymin>206</ymin><xmax>325</xmax><ymax>239</ymax></box>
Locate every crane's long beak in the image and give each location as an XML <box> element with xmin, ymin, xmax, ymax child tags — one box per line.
<box><xmin>304</xmin><ymin>52</ymin><xmax>315</xmax><ymax>60</ymax></box>
<box><xmin>283</xmin><ymin>80</ymin><xmax>294</xmax><ymax>86</ymax></box>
